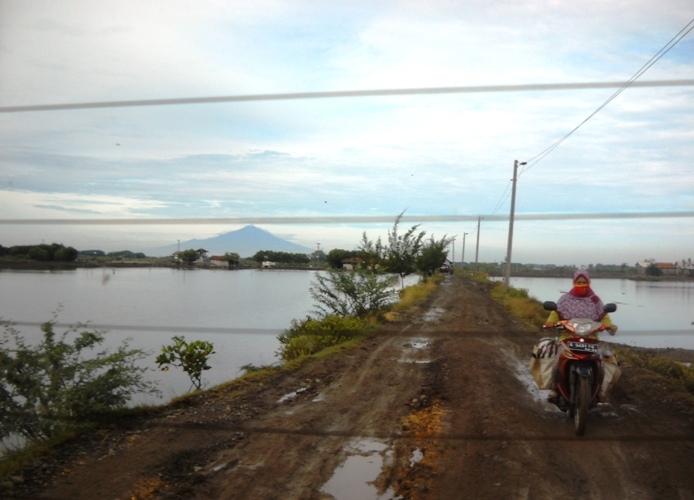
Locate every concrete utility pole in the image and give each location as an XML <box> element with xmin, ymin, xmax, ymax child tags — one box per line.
<box><xmin>462</xmin><ymin>232</ymin><xmax>468</xmax><ymax>267</ymax></box>
<box><xmin>504</xmin><ymin>159</ymin><xmax>526</xmax><ymax>291</ymax></box>
<box><xmin>475</xmin><ymin>216</ymin><xmax>482</xmax><ymax>263</ymax></box>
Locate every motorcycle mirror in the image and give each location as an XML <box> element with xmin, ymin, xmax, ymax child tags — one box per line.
<box><xmin>543</xmin><ymin>301</ymin><xmax>557</xmax><ymax>311</ymax></box>
<box><xmin>603</xmin><ymin>303</ymin><xmax>617</xmax><ymax>313</ymax></box>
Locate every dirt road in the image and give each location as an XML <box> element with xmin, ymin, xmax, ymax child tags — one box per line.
<box><xmin>9</xmin><ymin>274</ymin><xmax>694</xmax><ymax>499</ymax></box>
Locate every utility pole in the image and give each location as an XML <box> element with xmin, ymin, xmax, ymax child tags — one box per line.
<box><xmin>504</xmin><ymin>160</ymin><xmax>526</xmax><ymax>291</ymax></box>
<box><xmin>462</xmin><ymin>232</ymin><xmax>468</xmax><ymax>267</ymax></box>
<box><xmin>475</xmin><ymin>216</ymin><xmax>482</xmax><ymax>263</ymax></box>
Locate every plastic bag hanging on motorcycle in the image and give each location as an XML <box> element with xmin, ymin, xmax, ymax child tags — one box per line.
<box><xmin>529</xmin><ymin>337</ymin><xmax>559</xmax><ymax>390</ymax></box>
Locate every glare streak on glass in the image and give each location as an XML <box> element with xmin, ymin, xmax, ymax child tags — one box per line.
<box><xmin>3</xmin><ymin>409</ymin><xmax>692</xmax><ymax>442</ymax></box>
<box><xmin>0</xmin><ymin>323</ymin><xmax>687</xmax><ymax>338</ymax></box>
<box><xmin>2</xmin><ymin>211</ymin><xmax>693</xmax><ymax>226</ymax></box>
<box><xmin>2</xmin><ymin>80</ymin><xmax>693</xmax><ymax>113</ymax></box>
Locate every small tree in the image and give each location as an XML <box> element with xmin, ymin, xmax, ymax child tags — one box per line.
<box><xmin>326</xmin><ymin>249</ymin><xmax>355</xmax><ymax>269</ymax></box>
<box><xmin>175</xmin><ymin>249</ymin><xmax>199</xmax><ymax>265</ymax></box>
<box><xmin>223</xmin><ymin>252</ymin><xmax>240</xmax><ymax>262</ymax></box>
<box><xmin>384</xmin><ymin>212</ymin><xmax>426</xmax><ymax>287</ymax></box>
<box><xmin>0</xmin><ymin>320</ymin><xmax>157</xmax><ymax>444</ymax></box>
<box><xmin>223</xmin><ymin>252</ymin><xmax>240</xmax><ymax>268</ymax></box>
<box><xmin>310</xmin><ymin>268</ymin><xmax>396</xmax><ymax>318</ymax></box>
<box><xmin>417</xmin><ymin>235</ymin><xmax>454</xmax><ymax>277</ymax></box>
<box><xmin>645</xmin><ymin>263</ymin><xmax>663</xmax><ymax>276</ymax></box>
<box><xmin>156</xmin><ymin>336</ymin><xmax>215</xmax><ymax>391</ymax></box>
<box><xmin>357</xmin><ymin>232</ymin><xmax>386</xmax><ymax>272</ymax></box>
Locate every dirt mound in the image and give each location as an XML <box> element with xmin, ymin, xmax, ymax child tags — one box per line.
<box><xmin>4</xmin><ymin>274</ymin><xmax>694</xmax><ymax>499</ymax></box>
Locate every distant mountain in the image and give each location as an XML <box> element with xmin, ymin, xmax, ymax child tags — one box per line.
<box><xmin>147</xmin><ymin>225</ymin><xmax>313</xmax><ymax>258</ymax></box>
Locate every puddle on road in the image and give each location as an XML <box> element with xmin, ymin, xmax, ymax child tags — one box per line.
<box><xmin>320</xmin><ymin>439</ymin><xmax>396</xmax><ymax>500</ymax></box>
<box><xmin>423</xmin><ymin>307</ymin><xmax>445</xmax><ymax>322</ymax></box>
<box><xmin>277</xmin><ymin>387</ymin><xmax>307</xmax><ymax>404</ymax></box>
<box><xmin>503</xmin><ymin>347</ymin><xmax>560</xmax><ymax>412</ymax></box>
<box><xmin>408</xmin><ymin>340</ymin><xmax>429</xmax><ymax>349</ymax></box>
<box><xmin>398</xmin><ymin>337</ymin><xmax>431</xmax><ymax>364</ymax></box>
<box><xmin>409</xmin><ymin>448</ymin><xmax>423</xmax><ymax>466</ymax></box>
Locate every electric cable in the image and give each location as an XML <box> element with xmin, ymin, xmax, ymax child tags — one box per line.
<box><xmin>520</xmin><ymin>17</ymin><xmax>694</xmax><ymax>176</ymax></box>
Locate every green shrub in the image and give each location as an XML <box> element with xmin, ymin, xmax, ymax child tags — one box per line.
<box><xmin>310</xmin><ymin>269</ymin><xmax>397</xmax><ymax>318</ymax></box>
<box><xmin>0</xmin><ymin>320</ymin><xmax>158</xmax><ymax>445</ymax></box>
<box><xmin>277</xmin><ymin>315</ymin><xmax>371</xmax><ymax>361</ymax></box>
<box><xmin>156</xmin><ymin>336</ymin><xmax>215</xmax><ymax>391</ymax></box>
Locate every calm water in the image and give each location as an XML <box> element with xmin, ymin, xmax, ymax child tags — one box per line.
<box><xmin>2</xmin><ymin>270</ymin><xmax>692</xmax><ymax>406</ymax></box>
<box><xmin>0</xmin><ymin>268</ymin><xmax>319</xmax><ymax>404</ymax></box>
<box><xmin>502</xmin><ymin>276</ymin><xmax>694</xmax><ymax>351</ymax></box>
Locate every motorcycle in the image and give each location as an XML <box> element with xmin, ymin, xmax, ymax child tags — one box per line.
<box><xmin>542</xmin><ymin>301</ymin><xmax>617</xmax><ymax>436</ymax></box>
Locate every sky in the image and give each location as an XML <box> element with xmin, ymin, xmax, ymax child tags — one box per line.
<box><xmin>1</xmin><ymin>0</ymin><xmax>693</xmax><ymax>265</ymax></box>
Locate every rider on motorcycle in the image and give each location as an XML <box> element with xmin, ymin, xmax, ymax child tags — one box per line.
<box><xmin>543</xmin><ymin>269</ymin><xmax>618</xmax><ymax>403</ymax></box>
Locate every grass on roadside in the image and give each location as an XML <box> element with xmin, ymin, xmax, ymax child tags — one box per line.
<box><xmin>616</xmin><ymin>349</ymin><xmax>694</xmax><ymax>396</ymax></box>
<box><xmin>488</xmin><ymin>279</ymin><xmax>547</xmax><ymax>330</ymax></box>
<box><xmin>393</xmin><ymin>274</ymin><xmax>441</xmax><ymax>312</ymax></box>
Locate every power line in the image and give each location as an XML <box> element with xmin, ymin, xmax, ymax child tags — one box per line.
<box><xmin>520</xmin><ymin>17</ymin><xmax>694</xmax><ymax>175</ymax></box>
<box><xmin>1</xmin><ymin>80</ymin><xmax>693</xmax><ymax>113</ymax></box>
<box><xmin>486</xmin><ymin>180</ymin><xmax>513</xmax><ymax>219</ymax></box>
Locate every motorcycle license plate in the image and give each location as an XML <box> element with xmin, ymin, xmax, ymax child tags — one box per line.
<box><xmin>568</xmin><ymin>341</ymin><xmax>598</xmax><ymax>353</ymax></box>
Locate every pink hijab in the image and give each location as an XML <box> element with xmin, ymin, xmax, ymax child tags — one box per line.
<box><xmin>556</xmin><ymin>269</ymin><xmax>606</xmax><ymax>320</ymax></box>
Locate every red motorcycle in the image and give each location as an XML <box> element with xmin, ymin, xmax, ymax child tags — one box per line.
<box><xmin>542</xmin><ymin>301</ymin><xmax>617</xmax><ymax>436</ymax></box>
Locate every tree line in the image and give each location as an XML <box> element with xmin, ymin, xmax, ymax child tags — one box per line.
<box><xmin>250</xmin><ymin>250</ymin><xmax>311</xmax><ymax>264</ymax></box>
<box><xmin>0</xmin><ymin>243</ymin><xmax>78</xmax><ymax>262</ymax></box>
<box><xmin>79</xmin><ymin>250</ymin><xmax>147</xmax><ymax>259</ymax></box>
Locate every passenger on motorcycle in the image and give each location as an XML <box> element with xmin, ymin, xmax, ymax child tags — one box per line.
<box><xmin>543</xmin><ymin>269</ymin><xmax>618</xmax><ymax>403</ymax></box>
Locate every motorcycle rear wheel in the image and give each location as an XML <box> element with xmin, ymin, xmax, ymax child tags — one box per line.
<box><xmin>574</xmin><ymin>376</ymin><xmax>590</xmax><ymax>436</ymax></box>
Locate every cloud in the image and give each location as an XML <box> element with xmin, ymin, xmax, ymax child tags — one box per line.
<box><xmin>0</xmin><ymin>1</ymin><xmax>693</xmax><ymax>263</ymax></box>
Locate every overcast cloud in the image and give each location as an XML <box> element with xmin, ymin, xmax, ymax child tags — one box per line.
<box><xmin>1</xmin><ymin>1</ymin><xmax>693</xmax><ymax>265</ymax></box>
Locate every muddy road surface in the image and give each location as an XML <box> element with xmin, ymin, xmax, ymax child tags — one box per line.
<box><xmin>8</xmin><ymin>274</ymin><xmax>694</xmax><ymax>499</ymax></box>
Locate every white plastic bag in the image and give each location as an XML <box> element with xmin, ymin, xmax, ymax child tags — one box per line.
<box><xmin>530</xmin><ymin>338</ymin><xmax>558</xmax><ymax>390</ymax></box>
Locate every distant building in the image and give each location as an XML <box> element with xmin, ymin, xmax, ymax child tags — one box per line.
<box><xmin>193</xmin><ymin>249</ymin><xmax>210</xmax><ymax>265</ymax></box>
<box><xmin>676</xmin><ymin>259</ymin><xmax>694</xmax><ymax>276</ymax></box>
<box><xmin>635</xmin><ymin>261</ymin><xmax>678</xmax><ymax>275</ymax></box>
